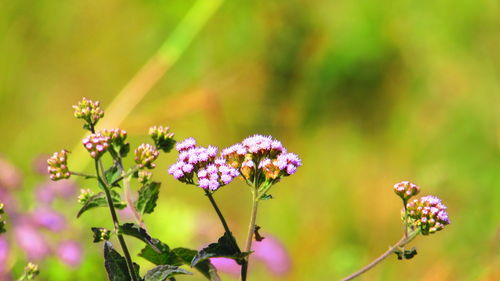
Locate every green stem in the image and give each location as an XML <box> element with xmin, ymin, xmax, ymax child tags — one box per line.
<box><xmin>340</xmin><ymin>230</ymin><xmax>420</xmax><ymax>281</ymax></box>
<box><xmin>70</xmin><ymin>171</ymin><xmax>96</xmax><ymax>179</ymax></box>
<box><xmin>240</xmin><ymin>191</ymin><xmax>259</xmax><ymax>281</ymax></box>
<box><xmin>95</xmin><ymin>160</ymin><xmax>138</xmax><ymax>281</ymax></box>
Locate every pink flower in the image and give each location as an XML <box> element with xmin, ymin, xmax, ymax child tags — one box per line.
<box><xmin>57</xmin><ymin>241</ymin><xmax>82</xmax><ymax>267</ymax></box>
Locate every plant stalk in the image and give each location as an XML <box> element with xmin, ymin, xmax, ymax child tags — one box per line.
<box><xmin>95</xmin><ymin>160</ymin><xmax>138</xmax><ymax>281</ymax></box>
<box><xmin>240</xmin><ymin>191</ymin><xmax>259</xmax><ymax>281</ymax></box>
<box><xmin>340</xmin><ymin>230</ymin><xmax>420</xmax><ymax>281</ymax></box>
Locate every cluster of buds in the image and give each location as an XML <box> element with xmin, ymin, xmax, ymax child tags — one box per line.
<box><xmin>138</xmin><ymin>170</ymin><xmax>153</xmax><ymax>184</ymax></box>
<box><xmin>82</xmin><ymin>133</ymin><xmax>110</xmax><ymax>159</ymax></box>
<box><xmin>197</xmin><ymin>159</ymin><xmax>239</xmax><ymax>191</ymax></box>
<box><xmin>406</xmin><ymin>195</ymin><xmax>450</xmax><ymax>235</ymax></box>
<box><xmin>222</xmin><ymin>135</ymin><xmax>302</xmax><ymax>185</ymax></box>
<box><xmin>47</xmin><ymin>150</ymin><xmax>71</xmax><ymax>181</ymax></box>
<box><xmin>72</xmin><ymin>97</ymin><xmax>104</xmax><ymax>126</ymax></box>
<box><xmin>19</xmin><ymin>262</ymin><xmax>40</xmax><ymax>281</ymax></box>
<box><xmin>168</xmin><ymin>138</ymin><xmax>238</xmax><ymax>191</ymax></box>
<box><xmin>77</xmin><ymin>189</ymin><xmax>95</xmax><ymax>204</ymax></box>
<box><xmin>394</xmin><ymin>181</ymin><xmax>421</xmax><ymax>201</ymax></box>
<box><xmin>92</xmin><ymin>227</ymin><xmax>111</xmax><ymax>242</ymax></box>
<box><xmin>149</xmin><ymin>126</ymin><xmax>176</xmax><ymax>152</ymax></box>
<box><xmin>101</xmin><ymin>128</ymin><xmax>130</xmax><ymax>157</ymax></box>
<box><xmin>134</xmin><ymin>144</ymin><xmax>160</xmax><ymax>169</ymax></box>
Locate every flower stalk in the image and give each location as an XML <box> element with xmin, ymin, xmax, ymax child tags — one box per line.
<box><xmin>94</xmin><ymin>159</ymin><xmax>138</xmax><ymax>281</ymax></box>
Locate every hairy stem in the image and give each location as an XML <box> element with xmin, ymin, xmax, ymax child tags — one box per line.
<box><xmin>70</xmin><ymin>171</ymin><xmax>96</xmax><ymax>178</ymax></box>
<box><xmin>95</xmin><ymin>160</ymin><xmax>138</xmax><ymax>281</ymax></box>
<box><xmin>240</xmin><ymin>191</ymin><xmax>259</xmax><ymax>281</ymax></box>
<box><xmin>340</xmin><ymin>230</ymin><xmax>420</xmax><ymax>281</ymax></box>
<box><xmin>116</xmin><ymin>161</ymin><xmax>145</xmax><ymax>228</ymax></box>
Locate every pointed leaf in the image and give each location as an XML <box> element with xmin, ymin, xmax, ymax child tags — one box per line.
<box><xmin>135</xmin><ymin>182</ymin><xmax>160</xmax><ymax>215</ymax></box>
<box><xmin>144</xmin><ymin>265</ymin><xmax>191</xmax><ymax>281</ymax></box>
<box><xmin>77</xmin><ymin>191</ymin><xmax>126</xmax><ymax>218</ymax></box>
<box><xmin>119</xmin><ymin>223</ymin><xmax>161</xmax><ymax>252</ymax></box>
<box><xmin>172</xmin><ymin>248</ymin><xmax>216</xmax><ymax>280</ymax></box>
<box><xmin>191</xmin><ymin>232</ymin><xmax>249</xmax><ymax>266</ymax></box>
<box><xmin>105</xmin><ymin>164</ymin><xmax>121</xmax><ymax>187</ymax></box>
<box><xmin>104</xmin><ymin>242</ymin><xmax>132</xmax><ymax>281</ymax></box>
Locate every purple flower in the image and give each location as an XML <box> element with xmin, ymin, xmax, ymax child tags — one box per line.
<box><xmin>210</xmin><ymin>234</ymin><xmax>291</xmax><ymax>276</ymax></box>
<box><xmin>31</xmin><ymin>207</ymin><xmax>66</xmax><ymax>232</ymax></box>
<box><xmin>0</xmin><ymin>156</ymin><xmax>22</xmax><ymax>189</ymax></box>
<box><xmin>57</xmin><ymin>241</ymin><xmax>82</xmax><ymax>267</ymax></box>
<box><xmin>406</xmin><ymin>195</ymin><xmax>450</xmax><ymax>235</ymax></box>
<box><xmin>175</xmin><ymin>137</ymin><xmax>197</xmax><ymax>152</ymax></box>
<box><xmin>276</xmin><ymin>152</ymin><xmax>301</xmax><ymax>176</ymax></box>
<box><xmin>252</xmin><ymin>235</ymin><xmax>291</xmax><ymax>276</ymax></box>
<box><xmin>0</xmin><ymin>237</ymin><xmax>8</xmax><ymax>274</ymax></box>
<box><xmin>15</xmin><ymin>223</ymin><xmax>50</xmax><ymax>261</ymax></box>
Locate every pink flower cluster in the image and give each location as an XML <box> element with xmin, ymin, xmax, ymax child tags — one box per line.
<box><xmin>393</xmin><ymin>181</ymin><xmax>420</xmax><ymax>201</ymax></box>
<box><xmin>168</xmin><ymin>138</ymin><xmax>239</xmax><ymax>191</ymax></box>
<box><xmin>47</xmin><ymin>150</ymin><xmax>71</xmax><ymax>181</ymax></box>
<box><xmin>222</xmin><ymin>135</ymin><xmax>302</xmax><ymax>183</ymax></box>
<box><xmin>406</xmin><ymin>195</ymin><xmax>450</xmax><ymax>235</ymax></box>
<box><xmin>82</xmin><ymin>133</ymin><xmax>110</xmax><ymax>159</ymax></box>
<box><xmin>134</xmin><ymin>143</ymin><xmax>160</xmax><ymax>169</ymax></box>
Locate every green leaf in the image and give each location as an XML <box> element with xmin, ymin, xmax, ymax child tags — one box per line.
<box><xmin>172</xmin><ymin>248</ymin><xmax>217</xmax><ymax>280</ymax></box>
<box><xmin>104</xmin><ymin>241</ymin><xmax>139</xmax><ymax>281</ymax></box>
<box><xmin>0</xmin><ymin>221</ymin><xmax>5</xmax><ymax>234</ymax></box>
<box><xmin>77</xmin><ymin>191</ymin><xmax>126</xmax><ymax>218</ymax></box>
<box><xmin>139</xmin><ymin>243</ymin><xmax>219</xmax><ymax>280</ymax></box>
<box><xmin>91</xmin><ymin>227</ymin><xmax>111</xmax><ymax>243</ymax></box>
<box><xmin>135</xmin><ymin>182</ymin><xmax>160</xmax><ymax>215</ymax></box>
<box><xmin>105</xmin><ymin>164</ymin><xmax>121</xmax><ymax>187</ymax></box>
<box><xmin>120</xmin><ymin>143</ymin><xmax>131</xmax><ymax>157</ymax></box>
<box><xmin>119</xmin><ymin>223</ymin><xmax>161</xmax><ymax>252</ymax></box>
<box><xmin>144</xmin><ymin>265</ymin><xmax>191</xmax><ymax>281</ymax></box>
<box><xmin>260</xmin><ymin>194</ymin><xmax>273</xmax><ymax>200</ymax></box>
<box><xmin>191</xmin><ymin>232</ymin><xmax>249</xmax><ymax>267</ymax></box>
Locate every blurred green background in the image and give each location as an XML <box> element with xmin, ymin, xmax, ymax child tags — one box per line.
<box><xmin>0</xmin><ymin>0</ymin><xmax>499</xmax><ymax>280</ymax></box>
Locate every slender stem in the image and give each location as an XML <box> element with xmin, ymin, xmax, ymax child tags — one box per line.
<box><xmin>340</xmin><ymin>230</ymin><xmax>420</xmax><ymax>281</ymax></box>
<box><xmin>116</xmin><ymin>161</ymin><xmax>145</xmax><ymax>228</ymax></box>
<box><xmin>204</xmin><ymin>189</ymin><xmax>234</xmax><ymax>238</ymax></box>
<box><xmin>240</xmin><ymin>191</ymin><xmax>259</xmax><ymax>281</ymax></box>
<box><xmin>70</xmin><ymin>171</ymin><xmax>96</xmax><ymax>178</ymax></box>
<box><xmin>95</xmin><ymin>160</ymin><xmax>138</xmax><ymax>281</ymax></box>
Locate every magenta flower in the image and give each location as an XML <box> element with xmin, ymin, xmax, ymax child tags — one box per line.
<box><xmin>31</xmin><ymin>207</ymin><xmax>66</xmax><ymax>232</ymax></box>
<box><xmin>393</xmin><ymin>181</ymin><xmax>420</xmax><ymax>200</ymax></box>
<box><xmin>0</xmin><ymin>156</ymin><xmax>22</xmax><ymax>189</ymax></box>
<box><xmin>0</xmin><ymin>237</ymin><xmax>8</xmax><ymax>274</ymax></box>
<box><xmin>168</xmin><ymin>138</ymin><xmax>238</xmax><ymax>190</ymax></box>
<box><xmin>57</xmin><ymin>241</ymin><xmax>83</xmax><ymax>267</ymax></box>
<box><xmin>406</xmin><ymin>195</ymin><xmax>450</xmax><ymax>235</ymax></box>
<box><xmin>82</xmin><ymin>133</ymin><xmax>110</xmax><ymax>159</ymax></box>
<box><xmin>15</xmin><ymin>222</ymin><xmax>50</xmax><ymax>261</ymax></box>
<box><xmin>210</xmin><ymin>234</ymin><xmax>291</xmax><ymax>276</ymax></box>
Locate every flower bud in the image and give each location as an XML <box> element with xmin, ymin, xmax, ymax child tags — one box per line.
<box><xmin>82</xmin><ymin>133</ymin><xmax>110</xmax><ymax>159</ymax></box>
<box><xmin>393</xmin><ymin>181</ymin><xmax>420</xmax><ymax>201</ymax></box>
<box><xmin>101</xmin><ymin>128</ymin><xmax>129</xmax><ymax>157</ymax></box>
<box><xmin>138</xmin><ymin>170</ymin><xmax>153</xmax><ymax>184</ymax></box>
<box><xmin>149</xmin><ymin>126</ymin><xmax>176</xmax><ymax>152</ymax></box>
<box><xmin>406</xmin><ymin>195</ymin><xmax>450</xmax><ymax>235</ymax></box>
<box><xmin>72</xmin><ymin>97</ymin><xmax>104</xmax><ymax>126</ymax></box>
<box><xmin>134</xmin><ymin>144</ymin><xmax>160</xmax><ymax>169</ymax></box>
<box><xmin>77</xmin><ymin>189</ymin><xmax>94</xmax><ymax>204</ymax></box>
<box><xmin>47</xmin><ymin>150</ymin><xmax>71</xmax><ymax>181</ymax></box>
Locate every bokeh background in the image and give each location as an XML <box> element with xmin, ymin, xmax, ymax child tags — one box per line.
<box><xmin>0</xmin><ymin>0</ymin><xmax>499</xmax><ymax>280</ymax></box>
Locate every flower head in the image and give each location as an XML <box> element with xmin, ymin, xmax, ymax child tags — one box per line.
<box><xmin>169</xmin><ymin>138</ymin><xmax>238</xmax><ymax>190</ymax></box>
<box><xmin>134</xmin><ymin>144</ymin><xmax>160</xmax><ymax>169</ymax></box>
<box><xmin>406</xmin><ymin>195</ymin><xmax>450</xmax><ymax>235</ymax></box>
<box><xmin>101</xmin><ymin>128</ymin><xmax>130</xmax><ymax>157</ymax></box>
<box><xmin>72</xmin><ymin>97</ymin><xmax>104</xmax><ymax>126</ymax></box>
<box><xmin>394</xmin><ymin>181</ymin><xmax>420</xmax><ymax>201</ymax></box>
<box><xmin>47</xmin><ymin>150</ymin><xmax>71</xmax><ymax>181</ymax></box>
<box><xmin>82</xmin><ymin>133</ymin><xmax>109</xmax><ymax>159</ymax></box>
<box><xmin>222</xmin><ymin>135</ymin><xmax>301</xmax><ymax>188</ymax></box>
<box><xmin>149</xmin><ymin>126</ymin><xmax>176</xmax><ymax>152</ymax></box>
